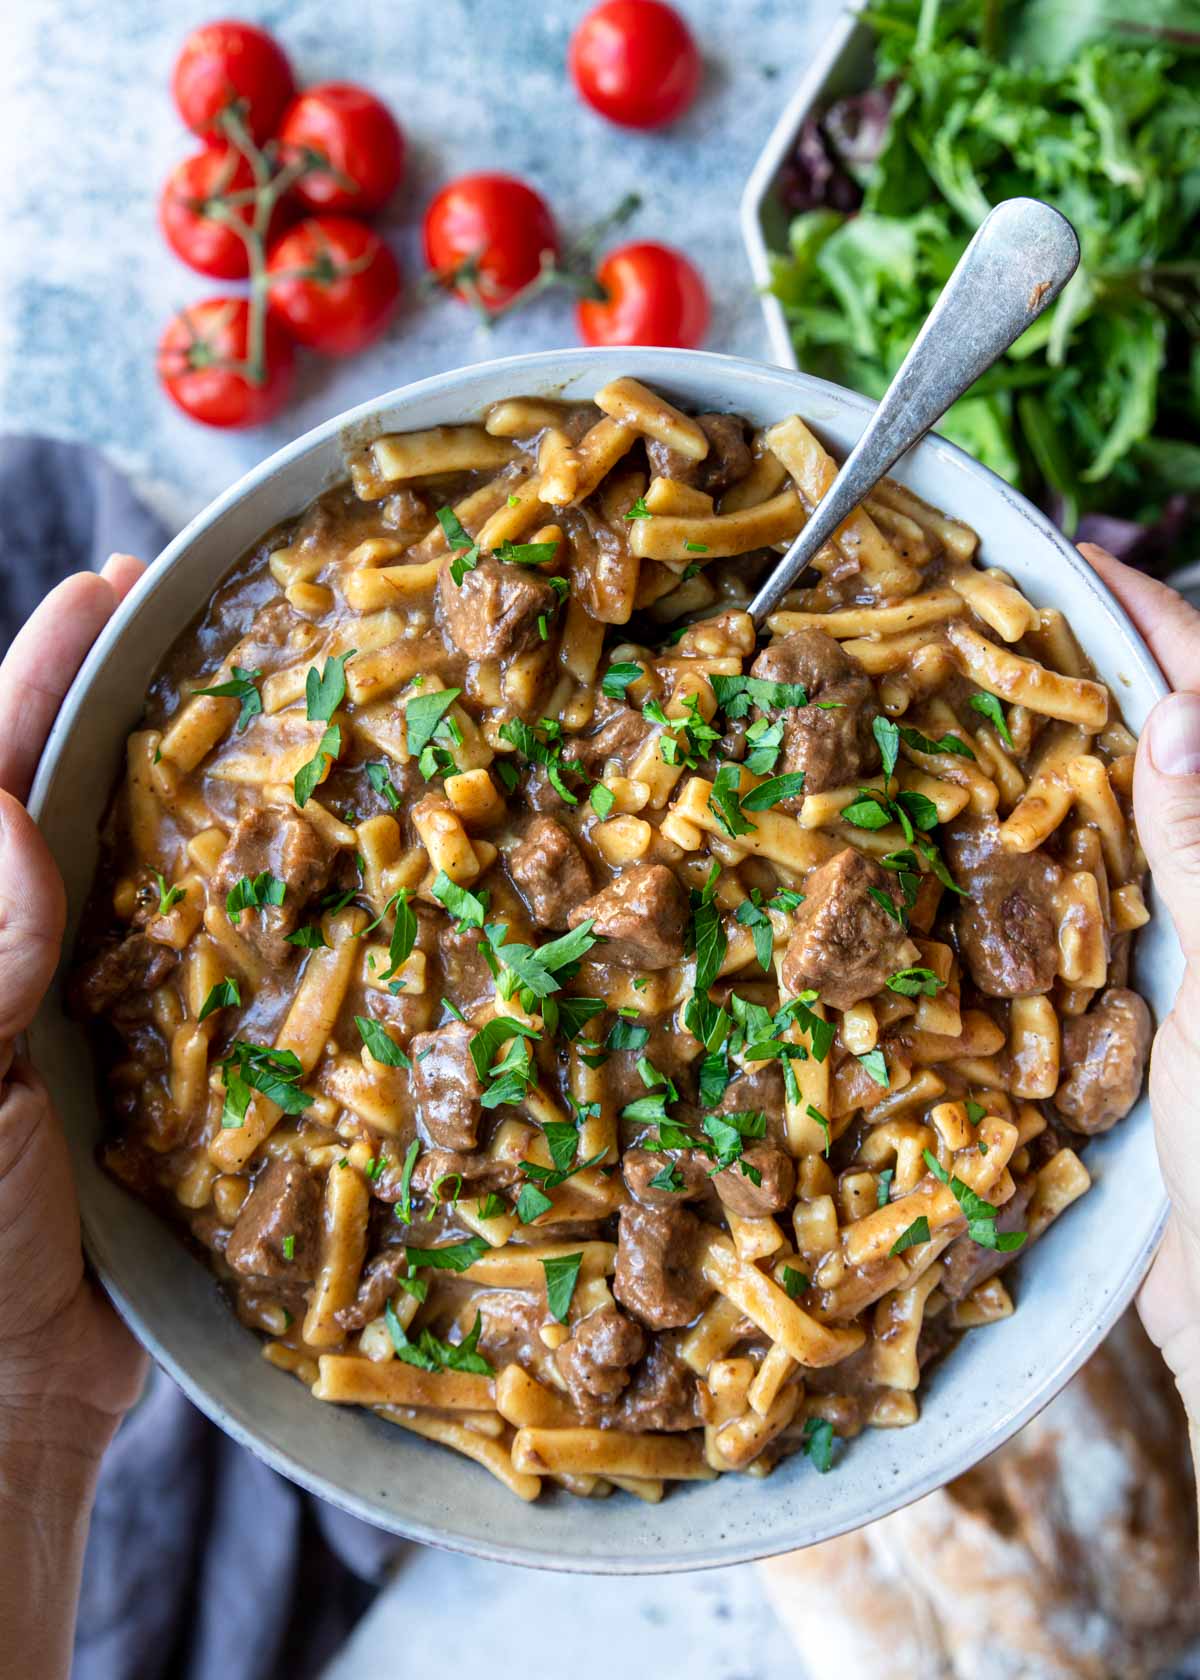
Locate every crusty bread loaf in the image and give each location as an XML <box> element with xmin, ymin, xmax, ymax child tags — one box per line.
<box><xmin>760</xmin><ymin>1313</ymin><xmax>1198</xmax><ymax>1680</ymax></box>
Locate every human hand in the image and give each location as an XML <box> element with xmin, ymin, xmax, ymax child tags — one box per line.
<box><xmin>0</xmin><ymin>557</ymin><xmax>149</xmax><ymax>1677</ymax></box>
<box><xmin>1080</xmin><ymin>545</ymin><xmax>1200</xmax><ymax>1429</ymax></box>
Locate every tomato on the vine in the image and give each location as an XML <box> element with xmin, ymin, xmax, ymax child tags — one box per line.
<box><xmin>159</xmin><ymin>144</ymin><xmax>272</xmax><ymax>280</ymax></box>
<box><xmin>577</xmin><ymin>241</ymin><xmax>709</xmax><ymax>347</ymax></box>
<box><xmin>158</xmin><ymin>298</ymin><xmax>295</xmax><ymax>428</ymax></box>
<box><xmin>423</xmin><ymin>174</ymin><xmax>559</xmax><ymax>312</ymax></box>
<box><xmin>569</xmin><ymin>0</ymin><xmax>701</xmax><ymax>130</ymax></box>
<box><xmin>267</xmin><ymin>217</ymin><xmax>401</xmax><ymax>356</ymax></box>
<box><xmin>172</xmin><ymin>20</ymin><xmax>294</xmax><ymax>144</ymax></box>
<box><xmin>277</xmin><ymin>82</ymin><xmax>405</xmax><ymax>215</ymax></box>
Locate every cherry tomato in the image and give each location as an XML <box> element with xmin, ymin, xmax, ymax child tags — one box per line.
<box><xmin>159</xmin><ymin>144</ymin><xmax>267</xmax><ymax>279</ymax></box>
<box><xmin>171</xmin><ymin>20</ymin><xmax>294</xmax><ymax>145</ymax></box>
<box><xmin>158</xmin><ymin>298</ymin><xmax>295</xmax><ymax>428</ymax></box>
<box><xmin>423</xmin><ymin>173</ymin><xmax>559</xmax><ymax>312</ymax></box>
<box><xmin>577</xmin><ymin>241</ymin><xmax>709</xmax><ymax>347</ymax></box>
<box><xmin>267</xmin><ymin>216</ymin><xmax>401</xmax><ymax>356</ymax></box>
<box><xmin>277</xmin><ymin>82</ymin><xmax>405</xmax><ymax>215</ymax></box>
<box><xmin>569</xmin><ymin>0</ymin><xmax>701</xmax><ymax>130</ymax></box>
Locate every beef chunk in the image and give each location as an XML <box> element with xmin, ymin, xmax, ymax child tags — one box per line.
<box><xmin>615</xmin><ymin>1340</ymin><xmax>701</xmax><ymax>1431</ymax></box>
<box><xmin>73</xmin><ymin>932</ymin><xmax>178</xmax><ymax>1016</ymax></box>
<box><xmin>614</xmin><ymin>1203</ymin><xmax>713</xmax><ymax>1330</ymax></box>
<box><xmin>940</xmin><ymin>1178</ymin><xmax>1034</xmax><ymax>1302</ymax></box>
<box><xmin>622</xmin><ymin>1146</ymin><xmax>711</xmax><ymax>1207</ymax></box>
<box><xmin>436</xmin><ymin>920</ymin><xmax>494</xmax><ymax>1014</ymax></box>
<box><xmin>780</xmin><ymin>847</ymin><xmax>919</xmax><ymax>1010</ymax></box>
<box><xmin>1055</xmin><ymin>987</ymin><xmax>1152</xmax><ymax>1134</ymax></box>
<box><xmin>213</xmin><ymin>807</ymin><xmax>334</xmax><ymax>965</ymax></box>
<box><xmin>568</xmin><ymin>863</ymin><xmax>688</xmax><ymax>970</ymax></box>
<box><xmin>555</xmin><ymin>1307</ymin><xmax>646</xmax><ymax>1413</ymax></box>
<box><xmin>225</xmin><ymin>1159</ymin><xmax>320</xmax><ymax>1282</ymax></box>
<box><xmin>717</xmin><ymin>1064</ymin><xmax>787</xmax><ymax>1134</ymax></box>
<box><xmin>437</xmin><ymin>555</ymin><xmax>557</xmax><ymax>662</ymax></box>
<box><xmin>607</xmin><ymin>1019</ymin><xmax>699</xmax><ymax>1110</ymax></box>
<box><xmin>508</xmin><ymin>816</ymin><xmax>592</xmax><ymax>931</ymax></box>
<box><xmin>943</xmin><ymin>815</ymin><xmax>1062</xmax><ymax>998</ymax></box>
<box><xmin>408</xmin><ymin>1146</ymin><xmax>521</xmax><ymax>1199</ymax></box>
<box><xmin>646</xmin><ymin>413</ymin><xmax>752</xmax><ymax>496</ymax></box>
<box><xmin>712</xmin><ymin>1144</ymin><xmax>795</xmax><ymax>1218</ymax></box>
<box><xmin>573</xmin><ymin>704</ymin><xmax>651</xmax><ymax>775</ymax></box>
<box><xmin>408</xmin><ymin>1020</ymin><xmax>484</xmax><ymax>1150</ymax></box>
<box><xmin>335</xmin><ymin>1247</ymin><xmax>407</xmax><ymax>1330</ymax></box>
<box><xmin>749</xmin><ymin>629</ymin><xmax>879</xmax><ymax>797</ymax></box>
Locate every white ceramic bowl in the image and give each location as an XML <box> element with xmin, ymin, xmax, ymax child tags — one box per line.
<box><xmin>29</xmin><ymin>347</ymin><xmax>1175</xmax><ymax>1572</ymax></box>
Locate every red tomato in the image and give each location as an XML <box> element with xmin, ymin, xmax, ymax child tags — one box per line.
<box><xmin>569</xmin><ymin>0</ymin><xmax>701</xmax><ymax>129</ymax></box>
<box><xmin>267</xmin><ymin>216</ymin><xmax>401</xmax><ymax>356</ymax></box>
<box><xmin>578</xmin><ymin>241</ymin><xmax>709</xmax><ymax>347</ymax></box>
<box><xmin>277</xmin><ymin>82</ymin><xmax>405</xmax><ymax>215</ymax></box>
<box><xmin>171</xmin><ymin>20</ymin><xmax>294</xmax><ymax>144</ymax></box>
<box><xmin>158</xmin><ymin>299</ymin><xmax>295</xmax><ymax>428</ymax></box>
<box><xmin>159</xmin><ymin>144</ymin><xmax>266</xmax><ymax>279</ymax></box>
<box><xmin>423</xmin><ymin>174</ymin><xmax>559</xmax><ymax>312</ymax></box>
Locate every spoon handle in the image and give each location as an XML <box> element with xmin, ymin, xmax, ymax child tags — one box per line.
<box><xmin>748</xmin><ymin>196</ymin><xmax>1080</xmax><ymax>626</ymax></box>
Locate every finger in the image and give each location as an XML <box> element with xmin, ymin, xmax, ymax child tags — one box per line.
<box><xmin>0</xmin><ymin>572</ymin><xmax>120</xmax><ymax>802</ymax></box>
<box><xmin>1134</xmin><ymin>694</ymin><xmax>1200</xmax><ymax>961</ymax></box>
<box><xmin>99</xmin><ymin>552</ymin><xmax>147</xmax><ymax>602</ymax></box>
<box><xmin>1079</xmin><ymin>543</ymin><xmax>1200</xmax><ymax>692</ymax></box>
<box><xmin>0</xmin><ymin>792</ymin><xmax>66</xmax><ymax>1041</ymax></box>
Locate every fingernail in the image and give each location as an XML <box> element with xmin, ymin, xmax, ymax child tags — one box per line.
<box><xmin>1147</xmin><ymin>693</ymin><xmax>1200</xmax><ymax>777</ymax></box>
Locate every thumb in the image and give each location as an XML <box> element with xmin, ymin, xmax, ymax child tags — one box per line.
<box><xmin>0</xmin><ymin>789</ymin><xmax>66</xmax><ymax>1044</ymax></box>
<box><xmin>1135</xmin><ymin>691</ymin><xmax>1200</xmax><ymax>963</ymax></box>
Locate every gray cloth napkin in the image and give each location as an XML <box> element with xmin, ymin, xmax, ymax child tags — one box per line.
<box><xmin>0</xmin><ymin>435</ymin><xmax>403</xmax><ymax>1678</ymax></box>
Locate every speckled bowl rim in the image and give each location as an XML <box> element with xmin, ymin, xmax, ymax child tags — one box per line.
<box><xmin>28</xmin><ymin>347</ymin><xmax>1174</xmax><ymax>1573</ymax></box>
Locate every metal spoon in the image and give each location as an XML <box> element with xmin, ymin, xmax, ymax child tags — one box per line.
<box><xmin>748</xmin><ymin>196</ymin><xmax>1080</xmax><ymax>626</ymax></box>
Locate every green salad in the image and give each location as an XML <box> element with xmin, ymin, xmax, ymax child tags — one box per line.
<box><xmin>770</xmin><ymin>0</ymin><xmax>1200</xmax><ymax>570</ymax></box>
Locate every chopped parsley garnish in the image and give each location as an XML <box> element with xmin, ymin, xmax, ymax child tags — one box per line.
<box><xmin>285</xmin><ymin>924</ymin><xmax>328</xmax><ymax>949</ymax></box>
<box><xmin>386</xmin><ymin>1302</ymin><xmax>493</xmax><ymax>1375</ymax></box>
<box><xmin>154</xmin><ymin>872</ymin><xmax>186</xmax><ymax>916</ymax></box>
<box><xmin>689</xmin><ymin>862</ymin><xmax>727</xmax><ymax>993</ymax></box>
<box><xmin>922</xmin><ymin>1148</ymin><xmax>1027</xmax><ymax>1252</ymax></box>
<box><xmin>684</xmin><ymin>540</ymin><xmax>709</xmax><ymax>553</ymax></box>
<box><xmin>645</xmin><ymin>692</ymin><xmax>720</xmax><ymax>770</ymax></box>
<box><xmin>431</xmin><ymin>870</ymin><xmax>488</xmax><ymax>930</ymax></box>
<box><xmin>781</xmin><ymin>1266</ymin><xmax>809</xmax><ymax>1299</ymax></box>
<box><xmin>495</xmin><ymin>538</ymin><xmax>559</xmax><ymax>567</ymax></box>
<box><xmin>886</xmin><ymin>966</ymin><xmax>944</xmax><ymax>997</ymax></box>
<box><xmin>294</xmin><ymin>725</ymin><xmax>341</xmax><ymax>807</ymax></box>
<box><xmin>607</xmin><ymin>1017</ymin><xmax>649</xmax><ymax>1052</ymax></box>
<box><xmin>477</xmin><ymin>1192</ymin><xmax>509</xmax><ymax>1220</ymax></box>
<box><xmin>294</xmin><ymin>645</ymin><xmax>356</xmax><ymax>808</ymax></box>
<box><xmin>807</xmin><ymin>1103</ymin><xmax>831</xmax><ymax>1154</ymax></box>
<box><xmin>968</xmin><ymin>690</ymin><xmax>1015</xmax><ymax>747</ymax></box>
<box><xmin>436</xmin><ymin>506</ymin><xmax>480</xmax><ymax>585</ymax></box>
<box><xmin>394</xmin><ymin>1138</ymin><xmax>420</xmax><ymax>1226</ymax></box>
<box><xmin>964</xmin><ymin>1099</ymin><xmax>987</xmax><ymax>1125</ymax></box>
<box><xmin>194</xmin><ymin>664</ymin><xmax>263</xmax><ymax>734</ymax></box>
<box><xmin>355</xmin><ymin>1015</ymin><xmax>411</xmax><ymax>1068</ymax></box>
<box><xmin>365</xmin><ymin>760</ymin><xmax>402</xmax><ymax>810</ymax></box>
<box><xmin>542</xmin><ymin>1251</ymin><xmax>584</xmax><ymax>1323</ymax></box>
<box><xmin>896</xmin><ymin>722</ymin><xmax>975</xmax><ymax>761</ymax></box>
<box><xmin>802</xmin><ymin>1416</ymin><xmax>837</xmax><ymax>1474</ymax></box>
<box><xmin>483</xmin><ymin>919</ymin><xmax>598</xmax><ymax>1007</ymax></box>
<box><xmin>743</xmin><ymin>717</ymin><xmax>784</xmax><ymax>775</ymax></box>
<box><xmin>498</xmin><ymin>716</ymin><xmax>589</xmax><ymax>805</ymax></box>
<box><xmin>600</xmin><ymin>660</ymin><xmax>644</xmax><ymax>699</ymax></box>
<box><xmin>876</xmin><ymin>1167</ymin><xmax>895</xmax><ymax>1207</ymax></box>
<box><xmin>404</xmin><ymin>1235</ymin><xmax>490</xmax><ymax>1272</ymax></box>
<box><xmin>890</xmin><ymin>1215</ymin><xmax>931</xmax><ymax>1255</ymax></box>
<box><xmin>649</xmin><ymin>1163</ymin><xmax>687</xmax><ymax>1193</ymax></box>
<box><xmin>623</xmin><ymin>496</ymin><xmax>652</xmax><ymax>520</ymax></box>
<box><xmin>858</xmin><ymin>1048</ymin><xmax>890</xmax><ymax>1088</ymax></box>
<box><xmin>282</xmin><ymin>1234</ymin><xmax>295</xmax><ymax>1261</ymax></box>
<box><xmin>741</xmin><ymin>771</ymin><xmax>806</xmax><ymax>811</ymax></box>
<box><xmin>710</xmin><ymin>674</ymin><xmax>809</xmax><ymax>719</ymax></box>
<box><xmin>405</xmin><ymin>686</ymin><xmax>462</xmax><ymax>763</ymax></box>
<box><xmin>470</xmin><ymin>1016</ymin><xmax>540</xmax><ymax>1108</ymax></box>
<box><xmin>709</xmin><ymin>762</ymin><xmax>756</xmax><ymax>838</ymax></box>
<box><xmin>590</xmin><ymin>782</ymin><xmax>615</xmax><ymax>819</ymax></box>
<box><xmin>873</xmin><ymin>714</ymin><xmax>901</xmax><ymax>778</ymax></box>
<box><xmin>734</xmin><ymin>889</ymin><xmax>775</xmax><ymax>973</ymax></box>
<box><xmin>842</xmin><ymin>785</ymin><xmax>938</xmax><ymax>840</ymax></box>
<box><xmin>359</xmin><ymin>887</ymin><xmax>418</xmax><ymax>982</ymax></box>
<box><xmin>219</xmin><ymin>1041</ymin><xmax>312</xmax><ymax>1129</ymax></box>
<box><xmin>198</xmin><ymin>977</ymin><xmax>240</xmax><ymax>1022</ymax></box>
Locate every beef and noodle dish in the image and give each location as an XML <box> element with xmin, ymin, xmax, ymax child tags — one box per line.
<box><xmin>73</xmin><ymin>377</ymin><xmax>1152</xmax><ymax>1501</ymax></box>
